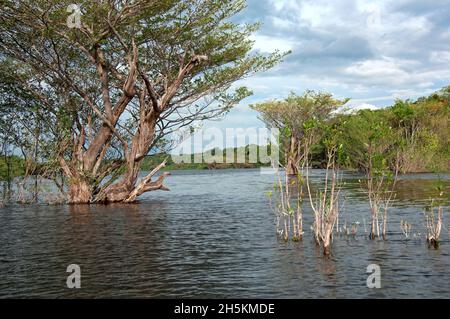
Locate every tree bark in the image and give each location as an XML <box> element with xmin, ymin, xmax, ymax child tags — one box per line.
<box><xmin>323</xmin><ymin>243</ymin><xmax>331</xmax><ymax>256</ymax></box>
<box><xmin>68</xmin><ymin>179</ymin><xmax>92</xmax><ymax>204</ymax></box>
<box><xmin>84</xmin><ymin>113</ymin><xmax>169</xmax><ymax>204</ymax></box>
<box><xmin>369</xmin><ymin>204</ymin><xmax>377</xmax><ymax>239</ymax></box>
<box><xmin>286</xmin><ymin>135</ymin><xmax>299</xmax><ymax>175</ymax></box>
<box><xmin>322</xmin><ymin>223</ymin><xmax>334</xmax><ymax>255</ymax></box>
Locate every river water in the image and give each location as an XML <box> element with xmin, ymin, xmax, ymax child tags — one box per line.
<box><xmin>0</xmin><ymin>169</ymin><xmax>449</xmax><ymax>298</ymax></box>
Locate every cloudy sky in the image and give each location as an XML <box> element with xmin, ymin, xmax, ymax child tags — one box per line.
<box><xmin>177</xmin><ymin>0</ymin><xmax>450</xmax><ymax>152</ymax></box>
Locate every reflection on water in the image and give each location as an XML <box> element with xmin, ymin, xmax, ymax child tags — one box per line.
<box><xmin>0</xmin><ymin>169</ymin><xmax>449</xmax><ymax>298</ymax></box>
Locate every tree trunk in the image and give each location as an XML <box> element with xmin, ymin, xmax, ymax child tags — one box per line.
<box><xmin>64</xmin><ymin>106</ymin><xmax>170</xmax><ymax>204</ymax></box>
<box><xmin>428</xmin><ymin>238</ymin><xmax>439</xmax><ymax>249</ymax></box>
<box><xmin>323</xmin><ymin>224</ymin><xmax>333</xmax><ymax>255</ymax></box>
<box><xmin>369</xmin><ymin>219</ymin><xmax>376</xmax><ymax>239</ymax></box>
<box><xmin>286</xmin><ymin>159</ymin><xmax>298</xmax><ymax>176</ymax></box>
<box><xmin>98</xmin><ymin>115</ymin><xmax>170</xmax><ymax>203</ymax></box>
<box><xmin>286</xmin><ymin>135</ymin><xmax>299</xmax><ymax>176</ymax></box>
<box><xmin>68</xmin><ymin>179</ymin><xmax>92</xmax><ymax>204</ymax></box>
<box><xmin>323</xmin><ymin>244</ymin><xmax>331</xmax><ymax>256</ymax></box>
<box><xmin>369</xmin><ymin>205</ymin><xmax>377</xmax><ymax>239</ymax></box>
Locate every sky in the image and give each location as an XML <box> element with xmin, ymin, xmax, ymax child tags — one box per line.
<box><xmin>175</xmin><ymin>0</ymin><xmax>450</xmax><ymax>153</ymax></box>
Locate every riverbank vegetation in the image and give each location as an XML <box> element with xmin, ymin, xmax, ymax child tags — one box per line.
<box><xmin>252</xmin><ymin>88</ymin><xmax>449</xmax><ymax>255</ymax></box>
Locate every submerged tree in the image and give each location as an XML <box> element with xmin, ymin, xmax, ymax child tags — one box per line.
<box><xmin>251</xmin><ymin>91</ymin><xmax>348</xmax><ymax>175</ymax></box>
<box><xmin>255</xmin><ymin>91</ymin><xmax>347</xmax><ymax>245</ymax></box>
<box><xmin>400</xmin><ymin>220</ymin><xmax>412</xmax><ymax>239</ymax></box>
<box><xmin>424</xmin><ymin>177</ymin><xmax>445</xmax><ymax>249</ymax></box>
<box><xmin>340</xmin><ymin>110</ymin><xmax>401</xmax><ymax>239</ymax></box>
<box><xmin>268</xmin><ymin>164</ymin><xmax>304</xmax><ymax>242</ymax></box>
<box><xmin>425</xmin><ymin>201</ymin><xmax>443</xmax><ymax>249</ymax></box>
<box><xmin>0</xmin><ymin>0</ymin><xmax>285</xmax><ymax>203</ymax></box>
<box><xmin>304</xmin><ymin>120</ymin><xmax>344</xmax><ymax>255</ymax></box>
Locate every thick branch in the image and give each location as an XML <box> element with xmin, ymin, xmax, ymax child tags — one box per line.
<box><xmin>124</xmin><ymin>160</ymin><xmax>170</xmax><ymax>203</ymax></box>
<box><xmin>160</xmin><ymin>54</ymin><xmax>208</xmax><ymax>111</ymax></box>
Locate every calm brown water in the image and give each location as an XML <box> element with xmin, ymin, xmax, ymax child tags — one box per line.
<box><xmin>0</xmin><ymin>169</ymin><xmax>449</xmax><ymax>298</ymax></box>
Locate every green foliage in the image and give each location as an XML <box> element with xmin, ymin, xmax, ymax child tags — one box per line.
<box><xmin>338</xmin><ymin>87</ymin><xmax>449</xmax><ymax>173</ymax></box>
<box><xmin>141</xmin><ymin>145</ymin><xmax>272</xmax><ymax>171</ymax></box>
<box><xmin>250</xmin><ymin>90</ymin><xmax>348</xmax><ymax>134</ymax></box>
<box><xmin>250</xmin><ymin>90</ymin><xmax>349</xmax><ymax>167</ymax></box>
<box><xmin>0</xmin><ymin>0</ymin><xmax>286</xmax><ymax>197</ymax></box>
<box><xmin>252</xmin><ymin>87</ymin><xmax>449</xmax><ymax>173</ymax></box>
<box><xmin>0</xmin><ymin>156</ymin><xmax>25</xmax><ymax>181</ymax></box>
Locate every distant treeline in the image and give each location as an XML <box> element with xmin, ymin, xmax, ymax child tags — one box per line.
<box><xmin>141</xmin><ymin>146</ymin><xmax>271</xmax><ymax>171</ymax></box>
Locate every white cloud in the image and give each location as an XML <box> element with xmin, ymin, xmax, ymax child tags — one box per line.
<box><xmin>269</xmin><ymin>0</ymin><xmax>301</xmax><ymax>12</ymax></box>
<box><xmin>341</xmin><ymin>56</ymin><xmax>448</xmax><ymax>88</ymax></box>
<box><xmin>271</xmin><ymin>16</ymin><xmax>296</xmax><ymax>30</ymax></box>
<box><xmin>207</xmin><ymin>0</ymin><xmax>450</xmax><ymax>132</ymax></box>
<box><xmin>442</xmin><ymin>27</ymin><xmax>450</xmax><ymax>39</ymax></box>
<box><xmin>430</xmin><ymin>51</ymin><xmax>450</xmax><ymax>63</ymax></box>
<box><xmin>298</xmin><ymin>2</ymin><xmax>334</xmax><ymax>28</ymax></box>
<box><xmin>251</xmin><ymin>35</ymin><xmax>294</xmax><ymax>53</ymax></box>
<box><xmin>337</xmin><ymin>102</ymin><xmax>379</xmax><ymax>114</ymax></box>
<box><xmin>344</xmin><ymin>57</ymin><xmax>410</xmax><ymax>78</ymax></box>
<box><xmin>389</xmin><ymin>88</ymin><xmax>437</xmax><ymax>100</ymax></box>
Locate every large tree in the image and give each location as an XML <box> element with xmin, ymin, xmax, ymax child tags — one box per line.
<box><xmin>0</xmin><ymin>0</ymin><xmax>284</xmax><ymax>203</ymax></box>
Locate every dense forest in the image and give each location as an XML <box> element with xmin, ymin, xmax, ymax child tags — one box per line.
<box><xmin>320</xmin><ymin>86</ymin><xmax>449</xmax><ymax>173</ymax></box>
